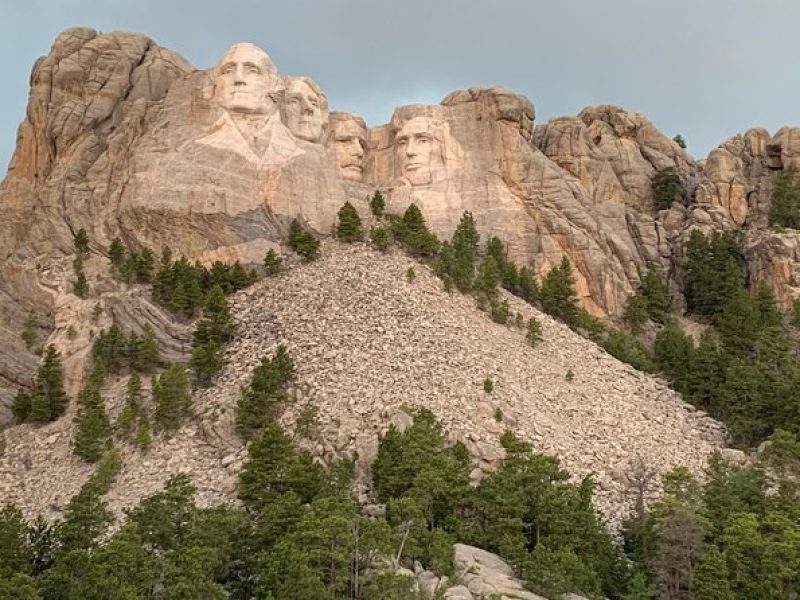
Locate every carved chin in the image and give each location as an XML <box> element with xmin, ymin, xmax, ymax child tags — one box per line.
<box><xmin>340</xmin><ymin>165</ymin><xmax>363</xmax><ymax>180</ymax></box>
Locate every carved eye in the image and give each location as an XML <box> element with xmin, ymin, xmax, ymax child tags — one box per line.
<box><xmin>246</xmin><ymin>65</ymin><xmax>261</xmax><ymax>75</ymax></box>
<box><xmin>397</xmin><ymin>138</ymin><xmax>408</xmax><ymax>146</ymax></box>
<box><xmin>221</xmin><ymin>66</ymin><xmax>234</xmax><ymax>75</ymax></box>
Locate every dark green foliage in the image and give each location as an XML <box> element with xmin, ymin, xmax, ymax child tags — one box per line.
<box><xmin>451</xmin><ymin>212</ymin><xmax>480</xmax><ymax>291</ymax></box>
<box><xmin>236</xmin><ymin>345</ymin><xmax>295</xmax><ymax>440</ymax></box>
<box><xmin>191</xmin><ymin>285</ymin><xmax>237</xmax><ymax>386</ymax></box>
<box><xmin>116</xmin><ymin>374</ymin><xmax>142</xmax><ymax>442</ymax></box>
<box><xmin>238</xmin><ymin>423</ymin><xmax>325</xmax><ymax>513</ymax></box>
<box><xmin>370</xmin><ymin>225</ymin><xmax>392</xmax><ymax>252</ymax></box>
<box><xmin>108</xmin><ymin>237</ymin><xmax>125</xmax><ymax>268</ymax></box>
<box><xmin>22</xmin><ymin>311</ymin><xmax>38</xmax><ymax>351</ymax></box>
<box><xmin>476</xmin><ymin>255</ymin><xmax>501</xmax><ymax>298</ymax></box>
<box><xmin>603</xmin><ymin>330</ymin><xmax>656</xmax><ymax>373</ymax></box>
<box><xmin>11</xmin><ymin>390</ymin><xmax>31</xmax><ymax>424</ymax></box>
<box><xmin>651</xmin><ymin>167</ymin><xmax>683</xmax><ymax>210</ymax></box>
<box><xmin>490</xmin><ymin>298</ymin><xmax>510</xmax><ymax>324</ymax></box>
<box><xmin>626</xmin><ymin>268</ymin><xmax>672</xmax><ymax>328</ymax></box>
<box><xmin>92</xmin><ymin>324</ymin><xmax>160</xmax><ymax>374</ymax></box>
<box><xmin>57</xmin><ymin>448</ymin><xmax>122</xmax><ymax>554</ymax></box>
<box><xmin>72</xmin><ymin>255</ymin><xmax>89</xmax><ymax>298</ymax></box>
<box><xmin>73</xmin><ymin>228</ymin><xmax>89</xmax><ymax>255</ymax></box>
<box><xmin>540</xmin><ymin>257</ymin><xmax>579</xmax><ymax>326</ymax></box>
<box><xmin>769</xmin><ymin>166</ymin><xmax>800</xmax><ymax>229</ymax></box>
<box><xmin>118</xmin><ymin>247</ymin><xmax>155</xmax><ymax>284</ymax></box>
<box><xmin>370</xmin><ymin>190</ymin><xmax>386</xmax><ymax>218</ymax></box>
<box><xmin>654</xmin><ymin>321</ymin><xmax>695</xmax><ymax>393</ymax></box>
<box><xmin>336</xmin><ymin>201</ymin><xmax>364</xmax><ymax>242</ymax></box>
<box><xmin>526</xmin><ymin>316</ymin><xmax>543</xmax><ymax>346</ymax></box>
<box><xmin>15</xmin><ymin>345</ymin><xmax>69</xmax><ymax>424</ymax></box>
<box><xmin>72</xmin><ymin>384</ymin><xmax>111</xmax><ymax>463</ymax></box>
<box><xmin>153</xmin><ymin>364</ymin><xmax>192</xmax><ymax>434</ymax></box>
<box><xmin>518</xmin><ymin>266</ymin><xmax>539</xmax><ymax>304</ymax></box>
<box><xmin>392</xmin><ymin>204</ymin><xmax>439</xmax><ymax>257</ymax></box>
<box><xmin>483</xmin><ymin>377</ymin><xmax>494</xmax><ymax>393</ymax></box>
<box><xmin>673</xmin><ymin>134</ymin><xmax>687</xmax><ymax>149</ymax></box>
<box><xmin>152</xmin><ymin>254</ymin><xmax>254</xmax><ymax>317</ymax></box>
<box><xmin>405</xmin><ymin>266</ymin><xmax>416</xmax><ymax>282</ymax></box>
<box><xmin>263</xmin><ymin>249</ymin><xmax>282</xmax><ymax>275</ymax></box>
<box><xmin>684</xmin><ymin>229</ymin><xmax>745</xmax><ymax>317</ymax></box>
<box><xmin>288</xmin><ymin>219</ymin><xmax>321</xmax><ymax>261</ymax></box>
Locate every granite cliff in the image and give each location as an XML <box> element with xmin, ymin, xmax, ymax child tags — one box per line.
<box><xmin>0</xmin><ymin>27</ymin><xmax>797</xmax><ymax>521</ymax></box>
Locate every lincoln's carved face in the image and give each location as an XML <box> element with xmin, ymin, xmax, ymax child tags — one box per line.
<box><xmin>283</xmin><ymin>78</ymin><xmax>326</xmax><ymax>142</ymax></box>
<box><xmin>213</xmin><ymin>43</ymin><xmax>280</xmax><ymax>115</ymax></box>
<box><xmin>329</xmin><ymin>117</ymin><xmax>367</xmax><ymax>180</ymax></box>
<box><xmin>395</xmin><ymin>117</ymin><xmax>444</xmax><ymax>185</ymax></box>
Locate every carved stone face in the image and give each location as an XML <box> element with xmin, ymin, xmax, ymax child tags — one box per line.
<box><xmin>395</xmin><ymin>117</ymin><xmax>444</xmax><ymax>186</ymax></box>
<box><xmin>213</xmin><ymin>43</ymin><xmax>279</xmax><ymax>115</ymax></box>
<box><xmin>284</xmin><ymin>78</ymin><xmax>325</xmax><ymax>142</ymax></box>
<box><xmin>330</xmin><ymin>118</ymin><xmax>367</xmax><ymax>180</ymax></box>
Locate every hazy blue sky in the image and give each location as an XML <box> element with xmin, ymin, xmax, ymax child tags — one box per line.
<box><xmin>2</xmin><ymin>0</ymin><xmax>799</xmax><ymax>171</ymax></box>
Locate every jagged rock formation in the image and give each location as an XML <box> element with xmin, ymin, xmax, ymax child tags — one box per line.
<box><xmin>0</xmin><ymin>243</ymin><xmax>725</xmax><ymax>525</ymax></box>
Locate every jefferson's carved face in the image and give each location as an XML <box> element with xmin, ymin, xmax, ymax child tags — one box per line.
<box><xmin>284</xmin><ymin>79</ymin><xmax>325</xmax><ymax>142</ymax></box>
<box><xmin>330</xmin><ymin>119</ymin><xmax>367</xmax><ymax>180</ymax></box>
<box><xmin>214</xmin><ymin>44</ymin><xmax>278</xmax><ymax>115</ymax></box>
<box><xmin>395</xmin><ymin>117</ymin><xmax>444</xmax><ymax>185</ymax></box>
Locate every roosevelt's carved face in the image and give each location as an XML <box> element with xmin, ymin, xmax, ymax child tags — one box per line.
<box><xmin>213</xmin><ymin>43</ymin><xmax>279</xmax><ymax>115</ymax></box>
<box><xmin>395</xmin><ymin>117</ymin><xmax>444</xmax><ymax>186</ymax></box>
<box><xmin>284</xmin><ymin>78</ymin><xmax>326</xmax><ymax>142</ymax></box>
<box><xmin>330</xmin><ymin>118</ymin><xmax>367</xmax><ymax>180</ymax></box>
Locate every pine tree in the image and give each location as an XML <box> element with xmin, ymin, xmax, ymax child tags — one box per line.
<box><xmin>673</xmin><ymin>134</ymin><xmax>687</xmax><ymax>150</ymax></box>
<box><xmin>654</xmin><ymin>321</ymin><xmax>695</xmax><ymax>394</ymax></box>
<box><xmin>288</xmin><ymin>219</ymin><xmax>320</xmax><ymax>261</ymax></box>
<box><xmin>73</xmin><ymin>255</ymin><xmax>89</xmax><ymax>299</ymax></box>
<box><xmin>153</xmin><ymin>364</ymin><xmax>192</xmax><ymax>434</ymax></box>
<box><xmin>35</xmin><ymin>345</ymin><xmax>68</xmax><ymax>422</ymax></box>
<box><xmin>448</xmin><ymin>212</ymin><xmax>480</xmax><ymax>291</ymax></box>
<box><xmin>540</xmin><ymin>257</ymin><xmax>579</xmax><ymax>325</ymax></box>
<box><xmin>132</xmin><ymin>325</ymin><xmax>159</xmax><ymax>372</ymax></box>
<box><xmin>397</xmin><ymin>204</ymin><xmax>439</xmax><ymax>257</ymax></box>
<box><xmin>335</xmin><ymin>201</ymin><xmax>364</xmax><ymax>242</ymax></box>
<box><xmin>477</xmin><ymin>255</ymin><xmax>501</xmax><ymax>298</ymax></box>
<box><xmin>370</xmin><ymin>225</ymin><xmax>392</xmax><ymax>252</ymax></box>
<box><xmin>135</xmin><ymin>415</ymin><xmax>152</xmax><ymax>450</ymax></box>
<box><xmin>526</xmin><ymin>317</ymin><xmax>543</xmax><ymax>347</ymax></box>
<box><xmin>21</xmin><ymin>310</ymin><xmax>38</xmax><ymax>351</ymax></box>
<box><xmin>370</xmin><ymin>190</ymin><xmax>386</xmax><ymax>218</ymax></box>
<box><xmin>11</xmin><ymin>390</ymin><xmax>32</xmax><ymax>423</ymax></box>
<box><xmin>73</xmin><ymin>228</ymin><xmax>89</xmax><ymax>255</ymax></box>
<box><xmin>769</xmin><ymin>166</ymin><xmax>800</xmax><ymax>229</ymax></box>
<box><xmin>651</xmin><ymin>167</ymin><xmax>683</xmax><ymax>210</ymax></box>
<box><xmin>117</xmin><ymin>374</ymin><xmax>142</xmax><ymax>440</ymax></box>
<box><xmin>236</xmin><ymin>345</ymin><xmax>295</xmax><ymax>440</ymax></box>
<box><xmin>72</xmin><ymin>384</ymin><xmax>111</xmax><ymax>463</ymax></box>
<box><xmin>684</xmin><ymin>230</ymin><xmax>745</xmax><ymax>317</ymax></box>
<box><xmin>518</xmin><ymin>266</ymin><xmax>539</xmax><ymax>304</ymax></box>
<box><xmin>263</xmin><ymin>249</ymin><xmax>283</xmax><ymax>275</ymax></box>
<box><xmin>109</xmin><ymin>237</ymin><xmax>126</xmax><ymax>268</ymax></box>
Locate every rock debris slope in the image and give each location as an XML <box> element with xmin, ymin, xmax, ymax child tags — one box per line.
<box><xmin>0</xmin><ymin>242</ymin><xmax>725</xmax><ymax>523</ymax></box>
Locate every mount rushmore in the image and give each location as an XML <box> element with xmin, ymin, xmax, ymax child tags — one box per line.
<box><xmin>1</xmin><ymin>27</ymin><xmax>800</xmax><ymax>411</ymax></box>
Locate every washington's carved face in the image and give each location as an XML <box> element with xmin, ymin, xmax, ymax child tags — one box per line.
<box><xmin>330</xmin><ymin>119</ymin><xmax>367</xmax><ymax>180</ymax></box>
<box><xmin>214</xmin><ymin>44</ymin><xmax>279</xmax><ymax>115</ymax></box>
<box><xmin>284</xmin><ymin>79</ymin><xmax>325</xmax><ymax>142</ymax></box>
<box><xmin>395</xmin><ymin>117</ymin><xmax>444</xmax><ymax>185</ymax></box>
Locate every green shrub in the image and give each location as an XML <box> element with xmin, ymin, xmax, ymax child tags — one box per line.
<box><xmin>288</xmin><ymin>219</ymin><xmax>320</xmax><ymax>261</ymax></box>
<box><xmin>370</xmin><ymin>226</ymin><xmax>392</xmax><ymax>252</ymax></box>
<box><xmin>370</xmin><ymin>190</ymin><xmax>386</xmax><ymax>218</ymax></box>
<box><xmin>263</xmin><ymin>249</ymin><xmax>283</xmax><ymax>275</ymax></box>
<box><xmin>526</xmin><ymin>317</ymin><xmax>543</xmax><ymax>347</ymax></box>
<box><xmin>769</xmin><ymin>166</ymin><xmax>800</xmax><ymax>229</ymax></box>
<box><xmin>651</xmin><ymin>167</ymin><xmax>683</xmax><ymax>210</ymax></box>
<box><xmin>540</xmin><ymin>257</ymin><xmax>579</xmax><ymax>326</ymax></box>
<box><xmin>483</xmin><ymin>378</ymin><xmax>494</xmax><ymax>393</ymax></box>
<box><xmin>335</xmin><ymin>201</ymin><xmax>364</xmax><ymax>242</ymax></box>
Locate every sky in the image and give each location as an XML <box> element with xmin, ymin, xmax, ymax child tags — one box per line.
<box><xmin>2</xmin><ymin>0</ymin><xmax>800</xmax><ymax>171</ymax></box>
